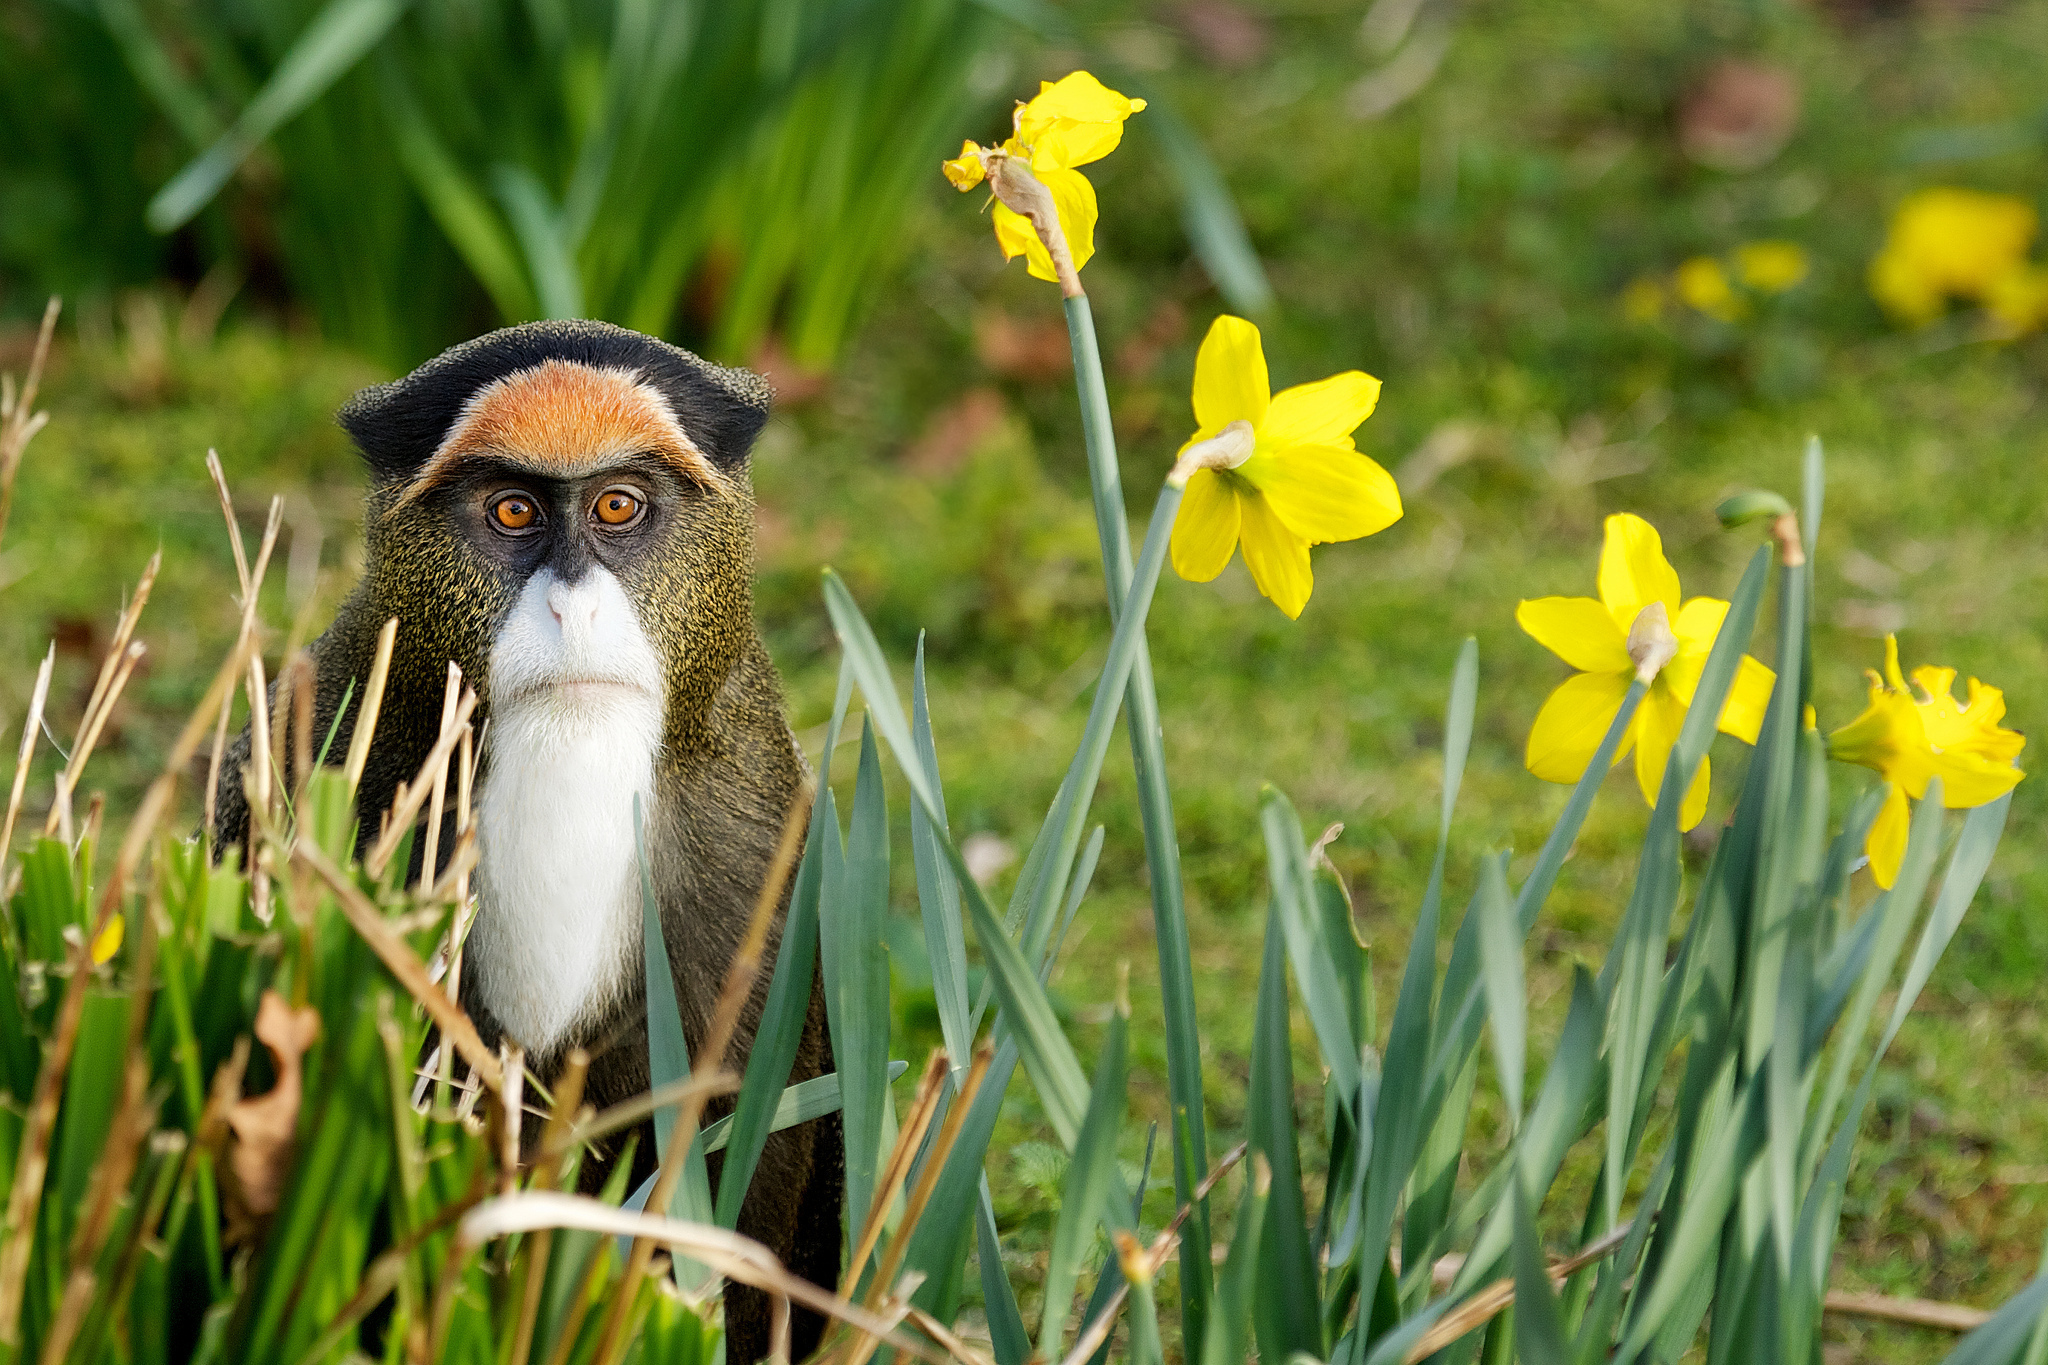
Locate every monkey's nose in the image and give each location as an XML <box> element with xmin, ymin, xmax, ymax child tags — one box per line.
<box><xmin>545</xmin><ymin>584</ymin><xmax>600</xmax><ymax>629</ymax></box>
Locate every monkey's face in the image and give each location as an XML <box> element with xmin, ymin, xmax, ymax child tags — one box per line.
<box><xmin>344</xmin><ymin>333</ymin><xmax>770</xmax><ymax>746</ymax></box>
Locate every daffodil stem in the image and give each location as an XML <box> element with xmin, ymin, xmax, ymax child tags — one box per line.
<box><xmin>1062</xmin><ymin>289</ymin><xmax>1216</xmax><ymax>1353</ymax></box>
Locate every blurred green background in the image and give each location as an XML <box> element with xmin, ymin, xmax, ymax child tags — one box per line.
<box><xmin>5</xmin><ymin>0</ymin><xmax>2048</xmax><ymax>1357</ymax></box>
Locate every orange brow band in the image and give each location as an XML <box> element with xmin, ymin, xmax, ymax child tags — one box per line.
<box><xmin>392</xmin><ymin>359</ymin><xmax>724</xmax><ymax>508</ymax></box>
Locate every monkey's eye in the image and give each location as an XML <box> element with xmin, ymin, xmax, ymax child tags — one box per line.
<box><xmin>490</xmin><ymin>492</ymin><xmax>541</xmax><ymax>532</ymax></box>
<box><xmin>592</xmin><ymin>488</ymin><xmax>644</xmax><ymax>528</ymax></box>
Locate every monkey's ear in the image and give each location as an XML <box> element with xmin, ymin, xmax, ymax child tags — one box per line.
<box><xmin>639</xmin><ymin>352</ymin><xmax>772</xmax><ymax>474</ymax></box>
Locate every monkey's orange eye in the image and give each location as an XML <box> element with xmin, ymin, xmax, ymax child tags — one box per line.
<box><xmin>593</xmin><ymin>489</ymin><xmax>643</xmax><ymax>527</ymax></box>
<box><xmin>491</xmin><ymin>493</ymin><xmax>538</xmax><ymax>531</ymax></box>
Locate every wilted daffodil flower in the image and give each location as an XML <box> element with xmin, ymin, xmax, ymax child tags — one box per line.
<box><xmin>942</xmin><ymin>71</ymin><xmax>1146</xmax><ymax>286</ymax></box>
<box><xmin>1518</xmin><ymin>514</ymin><xmax>1776</xmax><ymax>830</ymax></box>
<box><xmin>1826</xmin><ymin>635</ymin><xmax>2024</xmax><ymax>888</ymax></box>
<box><xmin>1167</xmin><ymin>315</ymin><xmax>1402</xmax><ymax>619</ymax></box>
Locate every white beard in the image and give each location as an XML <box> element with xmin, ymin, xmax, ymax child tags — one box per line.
<box><xmin>467</xmin><ymin>565</ymin><xmax>667</xmax><ymax>1059</ymax></box>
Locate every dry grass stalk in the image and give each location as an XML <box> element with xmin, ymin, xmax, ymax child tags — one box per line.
<box><xmin>845</xmin><ymin>1050</ymin><xmax>950</xmax><ymax>1297</ymax></box>
<box><xmin>904</xmin><ymin>1306</ymin><xmax>997</xmax><ymax>1365</ymax></box>
<box><xmin>44</xmin><ymin>546</ymin><xmax>161</xmax><ymax>833</ymax></box>
<box><xmin>508</xmin><ymin>1051</ymin><xmax>589</xmax><ymax>1365</ymax></box>
<box><xmin>342</xmin><ymin>617</ymin><xmax>399</xmax><ymax>799</ymax></box>
<box><xmin>462</xmin><ymin>1194</ymin><xmax>958</xmax><ymax>1365</ymax></box>
<box><xmin>203</xmin><ymin>493</ymin><xmax>282</xmax><ymax>841</ymax></box>
<box><xmin>1821</xmin><ymin>1291</ymin><xmax>1990</xmax><ymax>1333</ymax></box>
<box><xmin>1</xmin><ymin>645</ymin><xmax>54</xmax><ymax>881</ymax></box>
<box><xmin>420</xmin><ymin>662</ymin><xmax>463</xmax><ymax>893</ymax></box>
<box><xmin>288</xmin><ymin>652</ymin><xmax>315</xmax><ymax>800</ymax></box>
<box><xmin>1402</xmin><ymin>1216</ymin><xmax>1641</xmax><ymax>1362</ymax></box>
<box><xmin>498</xmin><ymin>1040</ymin><xmax>526</xmax><ymax>1197</ymax></box>
<box><xmin>93</xmin><ymin>614</ymin><xmax>260</xmax><ymax>942</ymax></box>
<box><xmin>0</xmin><ymin>298</ymin><xmax>59</xmax><ymax>555</ymax></box>
<box><xmin>293</xmin><ymin>832</ymin><xmax>504</xmax><ymax>1092</ymax></box>
<box><xmin>1054</xmin><ymin>1141</ymin><xmax>1251</xmax><ymax>1365</ymax></box>
<box><xmin>364</xmin><ymin>685</ymin><xmax>479</xmax><ymax>880</ymax></box>
<box><xmin>46</xmin><ymin>554</ymin><xmax>160</xmax><ymax>841</ymax></box>
<box><xmin>592</xmin><ymin>784</ymin><xmax>814</xmax><ymax>1365</ymax></box>
<box><xmin>840</xmin><ymin>1047</ymin><xmax>992</xmax><ymax>1365</ymax></box>
<box><xmin>862</xmin><ymin>1042</ymin><xmax>995</xmax><ymax>1327</ymax></box>
<box><xmin>202</xmin><ymin>452</ymin><xmax>250</xmax><ymax>835</ymax></box>
<box><xmin>547</xmin><ymin>1071</ymin><xmax>740</xmax><ymax>1160</ymax></box>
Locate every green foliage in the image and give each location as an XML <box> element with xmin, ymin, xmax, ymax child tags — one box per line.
<box><xmin>1</xmin><ymin>0</ymin><xmax>994</xmax><ymax>369</ymax></box>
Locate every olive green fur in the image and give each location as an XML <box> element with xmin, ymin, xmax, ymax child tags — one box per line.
<box><xmin>211</xmin><ymin>321</ymin><xmax>838</xmax><ymax>1364</ymax></box>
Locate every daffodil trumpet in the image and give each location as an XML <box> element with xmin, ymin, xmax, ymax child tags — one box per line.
<box><xmin>1825</xmin><ymin>633</ymin><xmax>2024</xmax><ymax>887</ymax></box>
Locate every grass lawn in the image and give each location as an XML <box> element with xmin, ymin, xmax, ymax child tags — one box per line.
<box><xmin>5</xmin><ymin>0</ymin><xmax>2048</xmax><ymax>1357</ymax></box>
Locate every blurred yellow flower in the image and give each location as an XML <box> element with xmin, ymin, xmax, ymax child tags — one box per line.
<box><xmin>91</xmin><ymin>913</ymin><xmax>123</xmax><ymax>964</ymax></box>
<box><xmin>1735</xmin><ymin>240</ymin><xmax>1810</xmax><ymax>293</ymax></box>
<box><xmin>1169</xmin><ymin>316</ymin><xmax>1401</xmax><ymax>619</ymax></box>
<box><xmin>1517</xmin><ymin>513</ymin><xmax>1776</xmax><ymax>830</ymax></box>
<box><xmin>1868</xmin><ymin>187</ymin><xmax>2039</xmax><ymax>326</ymax></box>
<box><xmin>941</xmin><ymin>71</ymin><xmax>1146</xmax><ymax>284</ymax></box>
<box><xmin>1985</xmin><ymin>263</ymin><xmax>2048</xmax><ymax>337</ymax></box>
<box><xmin>1826</xmin><ymin>634</ymin><xmax>2024</xmax><ymax>888</ymax></box>
<box><xmin>1675</xmin><ymin>256</ymin><xmax>1743</xmax><ymax>321</ymax></box>
<box><xmin>1622</xmin><ymin>276</ymin><xmax>1667</xmax><ymax>323</ymax></box>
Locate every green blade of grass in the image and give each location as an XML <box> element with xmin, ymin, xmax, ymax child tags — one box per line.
<box><xmin>1036</xmin><ymin>989</ymin><xmax>1130</xmax><ymax>1358</ymax></box>
<box><xmin>909</xmin><ymin>638</ymin><xmax>973</xmax><ymax>1082</ymax></box>
<box><xmin>147</xmin><ymin>0</ymin><xmax>411</xmax><ymax>232</ymax></box>
<box><xmin>1248</xmin><ymin>906</ymin><xmax>1320</xmax><ymax>1361</ymax></box>
<box><xmin>977</xmin><ymin>1175</ymin><xmax>1031</xmax><ymax>1365</ymax></box>
<box><xmin>1474</xmin><ymin>851</ymin><xmax>1525</xmax><ymax>1123</ymax></box>
<box><xmin>834</xmin><ymin>721</ymin><xmax>893</xmax><ymax>1256</ymax></box>
<box><xmin>1260</xmin><ymin>788</ymin><xmax>1362</xmax><ymax>1099</ymax></box>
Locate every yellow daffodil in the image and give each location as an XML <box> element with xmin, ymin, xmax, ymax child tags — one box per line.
<box><xmin>1518</xmin><ymin>514</ymin><xmax>1776</xmax><ymax>830</ymax></box>
<box><xmin>91</xmin><ymin>913</ymin><xmax>123</xmax><ymax>964</ymax></box>
<box><xmin>1735</xmin><ymin>240</ymin><xmax>1810</xmax><ymax>293</ymax></box>
<box><xmin>1985</xmin><ymin>263</ymin><xmax>2048</xmax><ymax>338</ymax></box>
<box><xmin>1826</xmin><ymin>634</ymin><xmax>2024</xmax><ymax>888</ymax></box>
<box><xmin>1869</xmin><ymin>187</ymin><xmax>2038</xmax><ymax>325</ymax></box>
<box><xmin>941</xmin><ymin>71</ymin><xmax>1146</xmax><ymax>283</ymax></box>
<box><xmin>1621</xmin><ymin>276</ymin><xmax>1667</xmax><ymax>324</ymax></box>
<box><xmin>1675</xmin><ymin>256</ymin><xmax>1742</xmax><ymax>322</ymax></box>
<box><xmin>1168</xmin><ymin>315</ymin><xmax>1402</xmax><ymax>619</ymax></box>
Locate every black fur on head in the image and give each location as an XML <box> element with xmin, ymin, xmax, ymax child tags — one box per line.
<box><xmin>337</xmin><ymin>320</ymin><xmax>773</xmax><ymax>484</ymax></box>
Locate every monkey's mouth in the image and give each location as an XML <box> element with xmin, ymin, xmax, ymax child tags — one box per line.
<box><xmin>501</xmin><ymin>677</ymin><xmax>659</xmax><ymax>706</ymax></box>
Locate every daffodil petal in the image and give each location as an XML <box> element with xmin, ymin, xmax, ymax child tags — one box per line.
<box><xmin>1716</xmin><ymin>655</ymin><xmax>1776</xmax><ymax>744</ymax></box>
<box><xmin>1633</xmin><ymin>686</ymin><xmax>1687</xmax><ymax>812</ymax></box>
<box><xmin>1680</xmin><ymin>753</ymin><xmax>1711</xmax><ymax>831</ymax></box>
<box><xmin>1039</xmin><ymin>166</ymin><xmax>1097</xmax><ymax>274</ymax></box>
<box><xmin>942</xmin><ymin>142</ymin><xmax>986</xmax><ymax>190</ymax></box>
<box><xmin>1171</xmin><ymin>469</ymin><xmax>1240</xmax><ymax>583</ymax></box>
<box><xmin>1260</xmin><ymin>372</ymin><xmax>1383</xmax><ymax>448</ymax></box>
<box><xmin>1928</xmin><ymin>750</ymin><xmax>2023</xmax><ymax>809</ymax></box>
<box><xmin>991</xmin><ymin>200</ymin><xmax>1041</xmax><ymax>269</ymax></box>
<box><xmin>1515</xmin><ymin>596</ymin><xmax>1631</xmax><ymax>674</ymax></box>
<box><xmin>1526</xmin><ymin>670</ymin><xmax>1633</xmax><ymax>785</ymax></box>
<box><xmin>1191</xmin><ymin>315</ymin><xmax>1270</xmax><ymax>432</ymax></box>
<box><xmin>1866</xmin><ymin>782</ymin><xmax>1910</xmax><ymax>889</ymax></box>
<box><xmin>91</xmin><ymin>914</ymin><xmax>124</xmax><ymax>964</ymax></box>
<box><xmin>1244</xmin><ymin>443</ymin><xmax>1403</xmax><ymax>545</ymax></box>
<box><xmin>1236</xmin><ymin>490</ymin><xmax>1312</xmax><ymax>618</ymax></box>
<box><xmin>1017</xmin><ymin>72</ymin><xmax>1144</xmax><ymax>149</ymax></box>
<box><xmin>1597</xmin><ymin>513</ymin><xmax>1682</xmax><ymax>635</ymax></box>
<box><xmin>1029</xmin><ymin>119</ymin><xmax>1127</xmax><ymax>172</ymax></box>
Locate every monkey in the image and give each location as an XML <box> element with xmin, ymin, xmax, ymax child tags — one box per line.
<box><xmin>211</xmin><ymin>320</ymin><xmax>840</xmax><ymax>1363</ymax></box>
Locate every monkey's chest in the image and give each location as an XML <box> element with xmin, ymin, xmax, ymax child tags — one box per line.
<box><xmin>464</xmin><ymin>695</ymin><xmax>665</xmax><ymax>1059</ymax></box>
